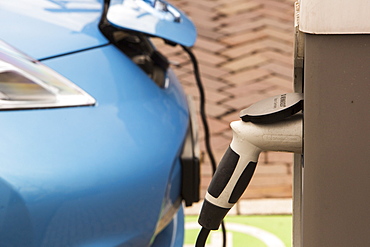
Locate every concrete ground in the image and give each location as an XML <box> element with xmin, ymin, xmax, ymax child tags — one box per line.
<box><xmin>153</xmin><ymin>0</ymin><xmax>296</xmax><ymax>202</ymax></box>
<box><xmin>185</xmin><ymin>198</ymin><xmax>292</xmax><ymax>215</ymax></box>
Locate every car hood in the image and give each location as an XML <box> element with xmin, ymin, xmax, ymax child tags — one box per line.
<box><xmin>0</xmin><ymin>0</ymin><xmax>109</xmax><ymax>60</ymax></box>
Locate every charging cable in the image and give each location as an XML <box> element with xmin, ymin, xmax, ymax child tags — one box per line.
<box><xmin>181</xmin><ymin>46</ymin><xmax>227</xmax><ymax>247</ymax></box>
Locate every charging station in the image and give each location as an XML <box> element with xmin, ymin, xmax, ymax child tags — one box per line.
<box><xmin>196</xmin><ymin>1</ymin><xmax>370</xmax><ymax>246</ymax></box>
<box><xmin>294</xmin><ymin>1</ymin><xmax>370</xmax><ymax>246</ymax></box>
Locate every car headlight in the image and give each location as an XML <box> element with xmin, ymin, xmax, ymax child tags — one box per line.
<box><xmin>0</xmin><ymin>40</ymin><xmax>95</xmax><ymax>110</ymax></box>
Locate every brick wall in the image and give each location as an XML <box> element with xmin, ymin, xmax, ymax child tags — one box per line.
<box><xmin>154</xmin><ymin>0</ymin><xmax>296</xmax><ymax>199</ymax></box>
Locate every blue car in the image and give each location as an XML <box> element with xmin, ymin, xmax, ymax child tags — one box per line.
<box><xmin>0</xmin><ymin>0</ymin><xmax>199</xmax><ymax>246</ymax></box>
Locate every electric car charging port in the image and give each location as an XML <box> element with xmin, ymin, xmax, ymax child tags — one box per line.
<box><xmin>99</xmin><ymin>11</ymin><xmax>169</xmax><ymax>88</ymax></box>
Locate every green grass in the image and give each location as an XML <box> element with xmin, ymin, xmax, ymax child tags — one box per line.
<box><xmin>185</xmin><ymin>215</ymin><xmax>292</xmax><ymax>247</ymax></box>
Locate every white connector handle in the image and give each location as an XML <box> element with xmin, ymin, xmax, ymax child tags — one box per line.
<box><xmin>199</xmin><ymin>114</ymin><xmax>302</xmax><ymax>230</ymax></box>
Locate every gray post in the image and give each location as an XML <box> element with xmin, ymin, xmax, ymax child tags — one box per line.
<box><xmin>303</xmin><ymin>34</ymin><xmax>370</xmax><ymax>246</ymax></box>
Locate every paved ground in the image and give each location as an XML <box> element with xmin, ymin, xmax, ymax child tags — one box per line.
<box><xmin>153</xmin><ymin>0</ymin><xmax>296</xmax><ymax>200</ymax></box>
<box><xmin>185</xmin><ymin>198</ymin><xmax>292</xmax><ymax>215</ymax></box>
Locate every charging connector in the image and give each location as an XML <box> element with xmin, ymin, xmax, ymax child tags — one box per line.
<box><xmin>196</xmin><ymin>93</ymin><xmax>303</xmax><ymax>247</ymax></box>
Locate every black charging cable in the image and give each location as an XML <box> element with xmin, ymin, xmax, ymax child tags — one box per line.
<box><xmin>181</xmin><ymin>46</ymin><xmax>227</xmax><ymax>247</ymax></box>
<box><xmin>195</xmin><ymin>227</ymin><xmax>211</xmax><ymax>247</ymax></box>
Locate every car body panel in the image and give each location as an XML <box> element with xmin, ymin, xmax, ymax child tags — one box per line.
<box><xmin>0</xmin><ymin>45</ymin><xmax>188</xmax><ymax>246</ymax></box>
<box><xmin>151</xmin><ymin>206</ymin><xmax>185</xmax><ymax>247</ymax></box>
<box><xmin>0</xmin><ymin>0</ymin><xmax>109</xmax><ymax>60</ymax></box>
